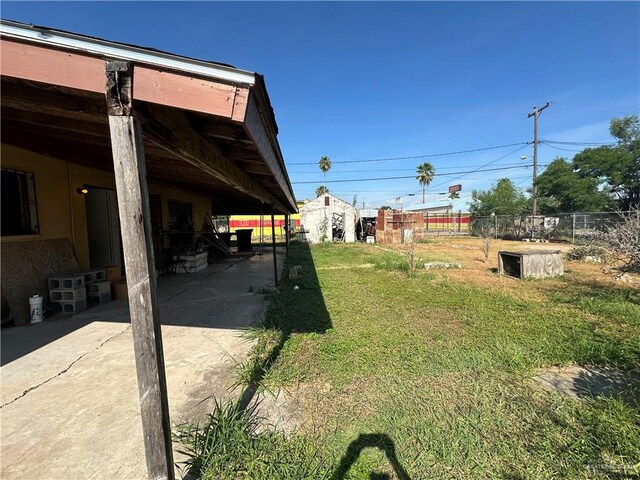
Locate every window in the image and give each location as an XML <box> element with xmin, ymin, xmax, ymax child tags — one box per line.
<box><xmin>1</xmin><ymin>168</ymin><xmax>40</xmax><ymax>236</ymax></box>
<box><xmin>168</xmin><ymin>200</ymin><xmax>193</xmax><ymax>231</ymax></box>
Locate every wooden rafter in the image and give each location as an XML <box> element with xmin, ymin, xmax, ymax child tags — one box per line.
<box><xmin>137</xmin><ymin>102</ymin><xmax>287</xmax><ymax>212</ymax></box>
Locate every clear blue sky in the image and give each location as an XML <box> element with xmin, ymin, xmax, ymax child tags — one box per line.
<box><xmin>3</xmin><ymin>1</ymin><xmax>639</xmax><ymax>209</ymax></box>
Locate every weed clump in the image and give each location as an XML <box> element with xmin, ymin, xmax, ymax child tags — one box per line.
<box><xmin>174</xmin><ymin>400</ymin><xmax>331</xmax><ymax>480</ymax></box>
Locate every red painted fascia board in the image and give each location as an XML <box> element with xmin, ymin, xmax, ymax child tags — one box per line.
<box><xmin>0</xmin><ymin>38</ymin><xmax>249</xmax><ymax>120</ymax></box>
<box><xmin>0</xmin><ymin>38</ymin><xmax>105</xmax><ymax>93</ymax></box>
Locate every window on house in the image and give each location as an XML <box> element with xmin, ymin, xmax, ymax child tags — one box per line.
<box><xmin>1</xmin><ymin>168</ymin><xmax>40</xmax><ymax>236</ymax></box>
<box><xmin>168</xmin><ymin>200</ymin><xmax>193</xmax><ymax>231</ymax></box>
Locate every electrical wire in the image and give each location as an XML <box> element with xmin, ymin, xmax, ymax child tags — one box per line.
<box><xmin>286</xmin><ymin>142</ymin><xmax>530</xmax><ymax>165</ymax></box>
<box><xmin>287</xmin><ymin>161</ymin><xmax>536</xmax><ymax>175</ymax></box>
<box><xmin>540</xmin><ymin>140</ymin><xmax>616</xmax><ymax>146</ymax></box>
<box><xmin>291</xmin><ymin>162</ymin><xmax>535</xmax><ymax>185</ymax></box>
<box><xmin>540</xmin><ymin>142</ymin><xmax>584</xmax><ymax>152</ymax></box>
<box><xmin>427</xmin><ymin>143</ymin><xmax>530</xmax><ymax>191</ymax></box>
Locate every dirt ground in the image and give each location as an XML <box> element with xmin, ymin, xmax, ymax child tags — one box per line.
<box><xmin>387</xmin><ymin>236</ymin><xmax>639</xmax><ymax>295</ymax></box>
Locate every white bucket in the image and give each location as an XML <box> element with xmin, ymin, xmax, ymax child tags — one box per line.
<box><xmin>29</xmin><ymin>295</ymin><xmax>44</xmax><ymax>324</ymax></box>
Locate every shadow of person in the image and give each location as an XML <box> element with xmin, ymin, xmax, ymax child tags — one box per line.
<box><xmin>330</xmin><ymin>433</ymin><xmax>412</xmax><ymax>480</ymax></box>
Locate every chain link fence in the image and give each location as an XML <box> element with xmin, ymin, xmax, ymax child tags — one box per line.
<box><xmin>469</xmin><ymin>212</ymin><xmax>630</xmax><ymax>243</ymax></box>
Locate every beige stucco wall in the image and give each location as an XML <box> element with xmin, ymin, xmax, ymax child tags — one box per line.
<box><xmin>1</xmin><ymin>144</ymin><xmax>212</xmax><ymax>271</ymax></box>
<box><xmin>1</xmin><ymin>144</ymin><xmax>73</xmax><ymax>245</ymax></box>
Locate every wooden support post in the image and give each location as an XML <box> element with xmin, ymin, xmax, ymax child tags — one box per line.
<box><xmin>284</xmin><ymin>213</ymin><xmax>290</xmax><ymax>254</ymax></box>
<box><xmin>106</xmin><ymin>61</ymin><xmax>175</xmax><ymax>480</ymax></box>
<box><xmin>271</xmin><ymin>212</ymin><xmax>278</xmax><ymax>286</ymax></box>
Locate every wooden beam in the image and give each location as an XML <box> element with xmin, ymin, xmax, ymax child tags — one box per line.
<box><xmin>271</xmin><ymin>212</ymin><xmax>278</xmax><ymax>286</ymax></box>
<box><xmin>134</xmin><ymin>65</ymin><xmax>249</xmax><ymax>119</ymax></box>
<box><xmin>285</xmin><ymin>213</ymin><xmax>290</xmax><ymax>254</ymax></box>
<box><xmin>0</xmin><ymin>38</ymin><xmax>105</xmax><ymax>93</ymax></box>
<box><xmin>243</xmin><ymin>92</ymin><xmax>296</xmax><ymax>211</ymax></box>
<box><xmin>1</xmin><ymin>79</ymin><xmax>107</xmax><ymax>123</ymax></box>
<box><xmin>137</xmin><ymin>102</ymin><xmax>287</xmax><ymax>212</ymax></box>
<box><xmin>106</xmin><ymin>61</ymin><xmax>175</xmax><ymax>480</ymax></box>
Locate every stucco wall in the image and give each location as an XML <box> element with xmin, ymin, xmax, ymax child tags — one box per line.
<box><xmin>1</xmin><ymin>144</ymin><xmax>212</xmax><ymax>271</ymax></box>
<box><xmin>299</xmin><ymin>195</ymin><xmax>357</xmax><ymax>243</ymax></box>
<box><xmin>1</xmin><ymin>144</ymin><xmax>73</xmax><ymax>245</ymax></box>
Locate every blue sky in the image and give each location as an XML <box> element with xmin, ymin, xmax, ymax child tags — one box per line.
<box><xmin>2</xmin><ymin>1</ymin><xmax>639</xmax><ymax>209</ymax></box>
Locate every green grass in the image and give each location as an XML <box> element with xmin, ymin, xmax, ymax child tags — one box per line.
<box><xmin>174</xmin><ymin>400</ymin><xmax>331</xmax><ymax>479</ymax></box>
<box><xmin>177</xmin><ymin>241</ymin><xmax>640</xmax><ymax>479</ymax></box>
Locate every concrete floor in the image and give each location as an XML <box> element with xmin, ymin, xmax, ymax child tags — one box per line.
<box><xmin>1</xmin><ymin>250</ymin><xmax>284</xmax><ymax>480</ymax></box>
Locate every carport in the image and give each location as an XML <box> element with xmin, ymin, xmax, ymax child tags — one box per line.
<box><xmin>1</xmin><ymin>20</ymin><xmax>296</xmax><ymax>479</ymax></box>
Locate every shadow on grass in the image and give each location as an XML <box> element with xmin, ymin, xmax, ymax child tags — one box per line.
<box><xmin>573</xmin><ymin>368</ymin><xmax>640</xmax><ymax>408</ymax></box>
<box><xmin>330</xmin><ymin>433</ymin><xmax>412</xmax><ymax>480</ymax></box>
<box><xmin>236</xmin><ymin>240</ymin><xmax>333</xmax><ymax>411</ymax></box>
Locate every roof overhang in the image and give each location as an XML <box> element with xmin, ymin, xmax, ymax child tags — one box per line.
<box><xmin>0</xmin><ymin>19</ymin><xmax>297</xmax><ymax>214</ymax></box>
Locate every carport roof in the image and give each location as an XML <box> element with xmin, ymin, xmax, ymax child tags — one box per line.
<box><xmin>0</xmin><ymin>19</ymin><xmax>297</xmax><ymax>214</ymax></box>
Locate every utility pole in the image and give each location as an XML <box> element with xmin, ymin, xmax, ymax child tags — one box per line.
<box><xmin>527</xmin><ymin>102</ymin><xmax>550</xmax><ymax>220</ymax></box>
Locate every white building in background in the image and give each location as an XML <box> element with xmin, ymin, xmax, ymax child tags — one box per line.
<box><xmin>299</xmin><ymin>194</ymin><xmax>357</xmax><ymax>243</ymax></box>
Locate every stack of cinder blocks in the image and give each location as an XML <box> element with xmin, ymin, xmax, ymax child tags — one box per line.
<box><xmin>49</xmin><ymin>274</ymin><xmax>87</xmax><ymax>315</ymax></box>
<box><xmin>83</xmin><ymin>269</ymin><xmax>111</xmax><ymax>306</ymax></box>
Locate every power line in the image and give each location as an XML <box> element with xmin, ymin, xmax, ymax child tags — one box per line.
<box><xmin>428</xmin><ymin>143</ymin><xmax>530</xmax><ymax>190</ymax></box>
<box><xmin>291</xmin><ymin>163</ymin><xmax>536</xmax><ymax>185</ymax></box>
<box><xmin>286</xmin><ymin>142</ymin><xmax>530</xmax><ymax>165</ymax></box>
<box><xmin>287</xmin><ymin>161</ymin><xmax>535</xmax><ymax>175</ymax></box>
<box><xmin>541</xmin><ymin>142</ymin><xmax>584</xmax><ymax>152</ymax></box>
<box><xmin>540</xmin><ymin>140</ymin><xmax>616</xmax><ymax>146</ymax></box>
<box><xmin>308</xmin><ymin>176</ymin><xmax>535</xmax><ymax>195</ymax></box>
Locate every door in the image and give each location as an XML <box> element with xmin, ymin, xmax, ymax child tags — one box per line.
<box><xmin>85</xmin><ymin>188</ymin><xmax>122</xmax><ymax>268</ymax></box>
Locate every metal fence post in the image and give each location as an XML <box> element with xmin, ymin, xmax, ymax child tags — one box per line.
<box><xmin>494</xmin><ymin>214</ymin><xmax>498</xmax><ymax>239</ymax></box>
<box><xmin>572</xmin><ymin>212</ymin><xmax>576</xmax><ymax>244</ymax></box>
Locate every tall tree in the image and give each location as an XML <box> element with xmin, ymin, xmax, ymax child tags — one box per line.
<box><xmin>319</xmin><ymin>156</ymin><xmax>332</xmax><ymax>190</ymax></box>
<box><xmin>535</xmin><ymin>157</ymin><xmax>614</xmax><ymax>213</ymax></box>
<box><xmin>315</xmin><ymin>185</ymin><xmax>329</xmax><ymax>197</ymax></box>
<box><xmin>416</xmin><ymin>162</ymin><xmax>436</xmax><ymax>203</ymax></box>
<box><xmin>572</xmin><ymin>115</ymin><xmax>639</xmax><ymax>210</ymax></box>
<box><xmin>470</xmin><ymin>178</ymin><xmax>528</xmax><ymax>216</ymax></box>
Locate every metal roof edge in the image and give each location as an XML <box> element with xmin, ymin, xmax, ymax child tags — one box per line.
<box><xmin>0</xmin><ymin>19</ymin><xmax>256</xmax><ymax>86</ymax></box>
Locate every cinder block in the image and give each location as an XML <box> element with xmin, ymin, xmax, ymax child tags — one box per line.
<box><xmin>50</xmin><ymin>287</ymin><xmax>86</xmax><ymax>303</ymax></box>
<box><xmin>80</xmin><ymin>270</ymin><xmax>106</xmax><ymax>283</ymax></box>
<box><xmin>87</xmin><ymin>292</ymin><xmax>111</xmax><ymax>306</ymax></box>
<box><xmin>87</xmin><ymin>281</ymin><xmax>111</xmax><ymax>295</ymax></box>
<box><xmin>60</xmin><ymin>299</ymin><xmax>87</xmax><ymax>315</ymax></box>
<box><xmin>49</xmin><ymin>275</ymin><xmax>85</xmax><ymax>290</ymax></box>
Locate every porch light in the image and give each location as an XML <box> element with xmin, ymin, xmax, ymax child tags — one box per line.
<box><xmin>77</xmin><ymin>186</ymin><xmax>89</xmax><ymax>195</ymax></box>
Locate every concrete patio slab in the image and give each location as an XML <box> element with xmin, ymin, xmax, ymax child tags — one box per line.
<box><xmin>1</xmin><ymin>250</ymin><xmax>284</xmax><ymax>480</ymax></box>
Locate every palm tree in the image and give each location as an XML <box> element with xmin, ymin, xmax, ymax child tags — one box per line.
<box><xmin>416</xmin><ymin>162</ymin><xmax>435</xmax><ymax>204</ymax></box>
<box><xmin>319</xmin><ymin>156</ymin><xmax>332</xmax><ymax>189</ymax></box>
<box><xmin>315</xmin><ymin>185</ymin><xmax>329</xmax><ymax>197</ymax></box>
<box><xmin>449</xmin><ymin>191</ymin><xmax>460</xmax><ymax>200</ymax></box>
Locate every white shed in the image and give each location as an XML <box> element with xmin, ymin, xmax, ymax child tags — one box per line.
<box><xmin>299</xmin><ymin>194</ymin><xmax>357</xmax><ymax>243</ymax></box>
